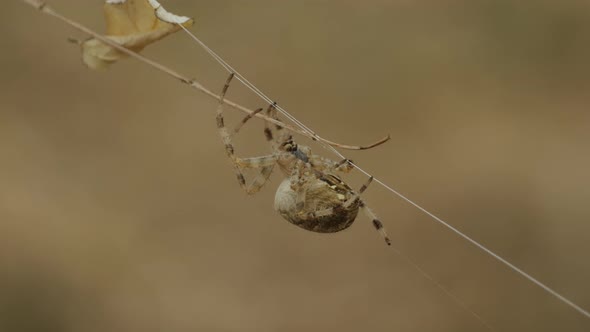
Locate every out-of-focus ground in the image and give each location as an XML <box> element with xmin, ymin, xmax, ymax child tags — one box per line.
<box><xmin>2</xmin><ymin>1</ymin><xmax>590</xmax><ymax>331</ymax></box>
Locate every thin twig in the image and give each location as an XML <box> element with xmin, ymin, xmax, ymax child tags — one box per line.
<box><xmin>18</xmin><ymin>0</ymin><xmax>390</xmax><ymax>151</ymax></box>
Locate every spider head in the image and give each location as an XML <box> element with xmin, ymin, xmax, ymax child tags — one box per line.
<box><xmin>280</xmin><ymin>136</ymin><xmax>310</xmax><ymax>163</ymax></box>
<box><xmin>280</xmin><ymin>135</ymin><xmax>298</xmax><ymax>152</ymax></box>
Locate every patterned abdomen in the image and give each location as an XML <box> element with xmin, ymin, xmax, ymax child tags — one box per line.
<box><xmin>274</xmin><ymin>176</ymin><xmax>360</xmax><ymax>233</ymax></box>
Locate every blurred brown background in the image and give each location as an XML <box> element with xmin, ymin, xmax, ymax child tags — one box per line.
<box><xmin>2</xmin><ymin>0</ymin><xmax>590</xmax><ymax>331</ymax></box>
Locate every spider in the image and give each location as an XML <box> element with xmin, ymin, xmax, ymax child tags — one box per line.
<box><xmin>214</xmin><ymin>73</ymin><xmax>391</xmax><ymax>246</ymax></box>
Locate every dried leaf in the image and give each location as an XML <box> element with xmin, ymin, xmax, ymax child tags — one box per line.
<box><xmin>81</xmin><ymin>0</ymin><xmax>194</xmax><ymax>70</ymax></box>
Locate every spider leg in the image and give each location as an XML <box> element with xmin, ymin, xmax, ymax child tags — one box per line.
<box><xmin>297</xmin><ymin>175</ymin><xmax>390</xmax><ymax>245</ymax></box>
<box><xmin>264</xmin><ymin>102</ymin><xmax>290</xmax><ymax>149</ymax></box>
<box><xmin>266</xmin><ymin>102</ymin><xmax>282</xmax><ymax>131</ymax></box>
<box><xmin>215</xmin><ymin>73</ymin><xmax>277</xmax><ymax>194</ymax></box>
<box><xmin>236</xmin><ymin>156</ymin><xmax>278</xmax><ymax>169</ymax></box>
<box><xmin>360</xmin><ymin>201</ymin><xmax>391</xmax><ymax>246</ymax></box>
<box><xmin>348</xmin><ymin>176</ymin><xmax>391</xmax><ymax>245</ymax></box>
<box><xmin>308</xmin><ymin>155</ymin><xmax>355</xmax><ymax>173</ymax></box>
<box><xmin>290</xmin><ymin>159</ymin><xmax>309</xmax><ymax>210</ymax></box>
<box><xmin>358</xmin><ymin>175</ymin><xmax>373</xmax><ymax>194</ymax></box>
<box><xmin>289</xmin><ymin>159</ymin><xmax>339</xmax><ymax>220</ymax></box>
<box><xmin>340</xmin><ymin>176</ymin><xmax>373</xmax><ymax>209</ymax></box>
<box><xmin>233</xmin><ymin>102</ymin><xmax>284</xmax><ymax>151</ymax></box>
<box><xmin>334</xmin><ymin>158</ymin><xmax>355</xmax><ymax>173</ymax></box>
<box><xmin>245</xmin><ymin>164</ymin><xmax>276</xmax><ymax>194</ymax></box>
<box><xmin>236</xmin><ymin>156</ymin><xmax>278</xmax><ymax>194</ymax></box>
<box><xmin>216</xmin><ymin>73</ymin><xmax>237</xmax><ymax>157</ymax></box>
<box><xmin>343</xmin><ymin>176</ymin><xmax>391</xmax><ymax>245</ymax></box>
<box><xmin>233</xmin><ymin>107</ymin><xmax>264</xmax><ymax>135</ymax></box>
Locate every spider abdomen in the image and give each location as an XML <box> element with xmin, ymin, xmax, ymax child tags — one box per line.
<box><xmin>274</xmin><ymin>177</ymin><xmax>360</xmax><ymax>233</ymax></box>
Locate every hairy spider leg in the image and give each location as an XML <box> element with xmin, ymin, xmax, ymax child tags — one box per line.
<box><xmin>234</xmin><ymin>102</ymin><xmax>284</xmax><ymax>153</ymax></box>
<box><xmin>233</xmin><ymin>107</ymin><xmax>264</xmax><ymax>134</ymax></box>
<box><xmin>264</xmin><ymin>102</ymin><xmax>290</xmax><ymax>151</ymax></box>
<box><xmin>333</xmin><ymin>158</ymin><xmax>355</xmax><ymax>173</ymax></box>
<box><xmin>333</xmin><ymin>176</ymin><xmax>372</xmax><ymax>207</ymax></box>
<box><xmin>351</xmin><ymin>176</ymin><xmax>391</xmax><ymax>245</ymax></box>
<box><xmin>215</xmin><ymin>73</ymin><xmax>276</xmax><ymax>194</ymax></box>
<box><xmin>360</xmin><ymin>202</ymin><xmax>391</xmax><ymax>246</ymax></box>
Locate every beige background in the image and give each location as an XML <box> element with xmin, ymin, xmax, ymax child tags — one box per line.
<box><xmin>2</xmin><ymin>1</ymin><xmax>590</xmax><ymax>331</ymax></box>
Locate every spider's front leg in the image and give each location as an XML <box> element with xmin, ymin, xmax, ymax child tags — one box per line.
<box><xmin>215</xmin><ymin>73</ymin><xmax>277</xmax><ymax>194</ymax></box>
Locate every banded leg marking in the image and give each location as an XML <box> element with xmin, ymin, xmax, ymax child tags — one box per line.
<box><xmin>215</xmin><ymin>73</ymin><xmax>276</xmax><ymax>195</ymax></box>
<box><xmin>360</xmin><ymin>201</ymin><xmax>391</xmax><ymax>246</ymax></box>
<box><xmin>234</xmin><ymin>107</ymin><xmax>264</xmax><ymax>135</ymax></box>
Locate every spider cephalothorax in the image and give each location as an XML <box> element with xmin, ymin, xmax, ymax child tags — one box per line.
<box><xmin>214</xmin><ymin>73</ymin><xmax>391</xmax><ymax>245</ymax></box>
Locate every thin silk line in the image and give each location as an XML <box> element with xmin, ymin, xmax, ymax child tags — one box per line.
<box><xmin>387</xmin><ymin>246</ymin><xmax>494</xmax><ymax>331</ymax></box>
<box><xmin>178</xmin><ymin>25</ymin><xmax>590</xmax><ymax>320</ymax></box>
